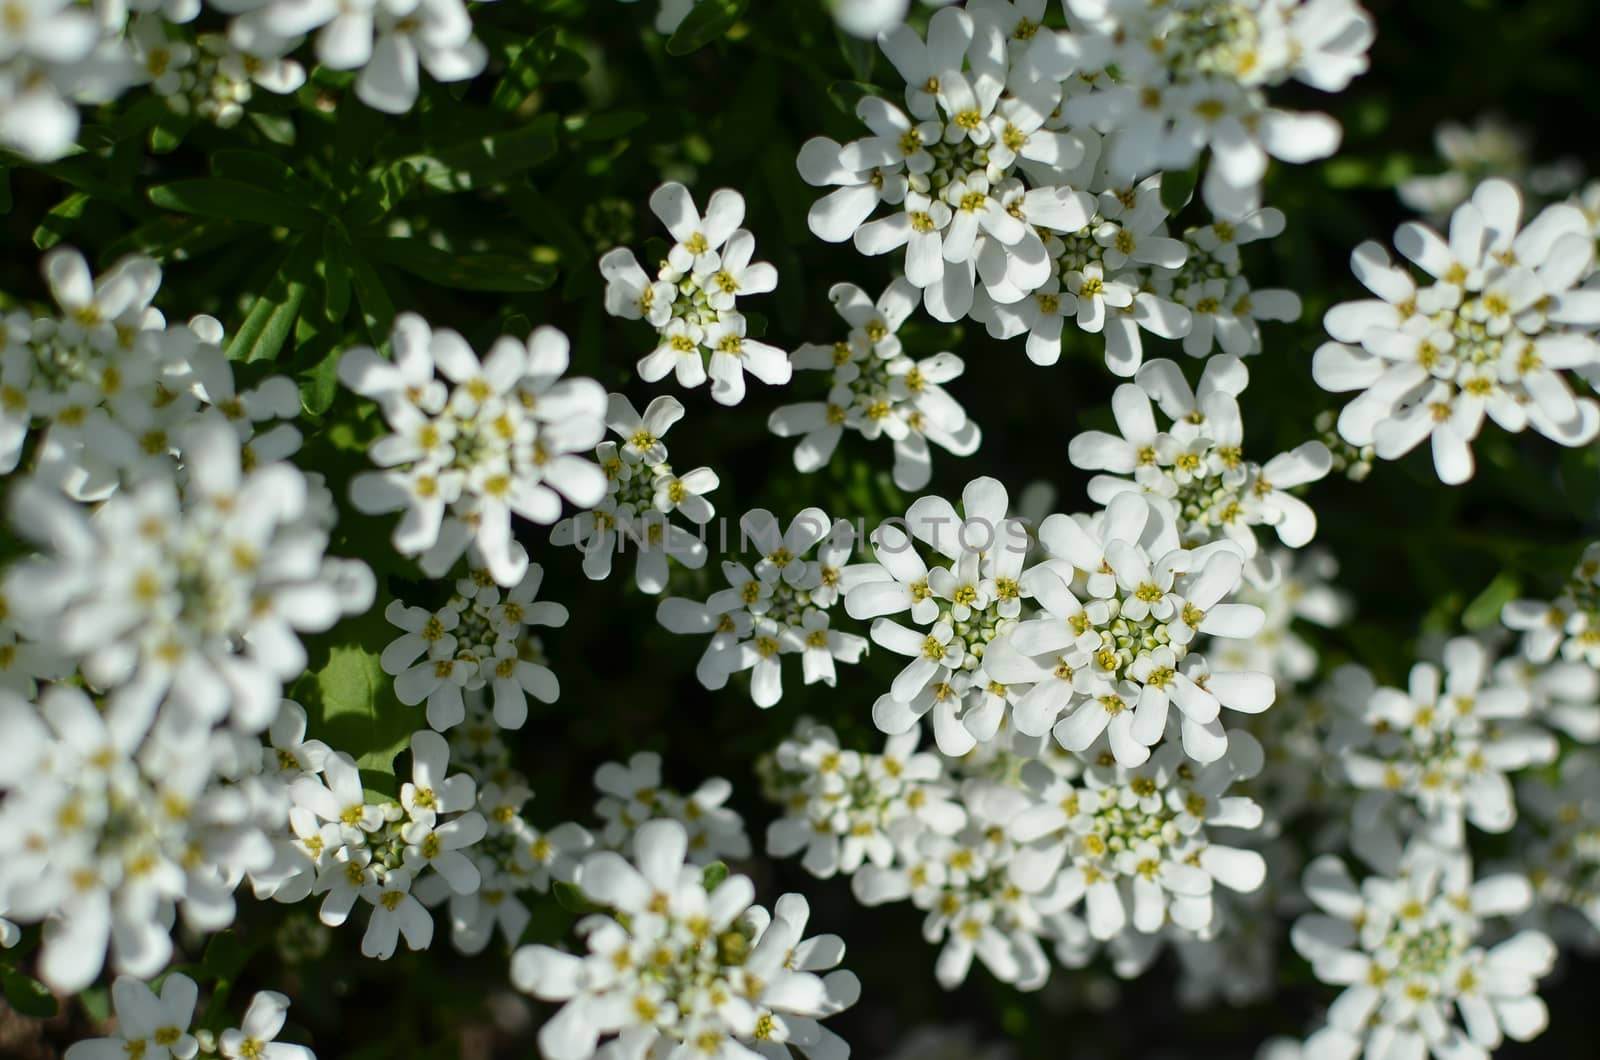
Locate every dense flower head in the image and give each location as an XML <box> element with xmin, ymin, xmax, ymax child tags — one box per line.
<box><xmin>593</xmin><ymin>751</ymin><xmax>750</xmax><ymax>866</ymax></box>
<box><xmin>601</xmin><ymin>183</ymin><xmax>789</xmax><ymax>406</ymax></box>
<box><xmin>382</xmin><ymin>561</ymin><xmax>567</xmax><ymax>732</ymax></box>
<box><xmin>510</xmin><ymin>818</ymin><xmax>859</xmax><ymax>1060</ymax></box>
<box><xmin>760</xmin><ymin>718</ymin><xmax>967</xmax><ymax>879</ymax></box>
<box><xmin>1067</xmin><ymin>356</ymin><xmax>1331</xmax><ymax>579</ymax></box>
<box><xmin>252</xmin><ymin>730</ymin><xmax>487</xmax><ymax>961</ymax></box>
<box><xmin>0</xmin><ymin>685</ymin><xmax>284</xmax><ymax>992</ymax></box>
<box><xmin>549</xmin><ymin>393</ymin><xmax>716</xmax><ymax>594</ymax></box>
<box><xmin>1331</xmin><ymin>638</ymin><xmax>1559</xmax><ymax>848</ymax></box>
<box><xmin>658</xmin><ymin>507</ymin><xmax>867</xmax><ymax>707</ymax></box>
<box><xmin>1314</xmin><ymin>177</ymin><xmax>1600</xmax><ymax>484</ymax></box>
<box><xmin>770</xmin><ymin>277</ymin><xmax>981</xmax><ymax>491</ymax></box>
<box><xmin>5</xmin><ymin>417</ymin><xmax>372</xmax><ymax>741</ymax></box>
<box><xmin>340</xmin><ymin>314</ymin><xmax>608</xmax><ymax>587</ymax></box>
<box><xmin>1291</xmin><ymin>838</ymin><xmax>1556</xmax><ymax>1060</ymax></box>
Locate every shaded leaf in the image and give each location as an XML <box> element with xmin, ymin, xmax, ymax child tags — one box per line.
<box><xmin>666</xmin><ymin>0</ymin><xmax>748</xmax><ymax>55</ymax></box>
<box><xmin>149</xmin><ymin>179</ymin><xmax>320</xmax><ymax>230</ymax></box>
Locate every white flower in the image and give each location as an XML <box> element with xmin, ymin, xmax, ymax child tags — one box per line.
<box><xmin>220</xmin><ymin>990</ymin><xmax>315</xmax><ymax>1060</ymax></box>
<box><xmin>64</xmin><ymin>973</ymin><xmax>199</xmax><ymax>1060</ymax></box>
<box><xmin>276</xmin><ymin>730</ymin><xmax>486</xmax><ymax>960</ymax></box>
<box><xmin>1332</xmin><ymin>638</ymin><xmax>1557</xmax><ymax>847</ymax></box>
<box><xmin>1399</xmin><ymin>114</ymin><xmax>1582</xmax><ymax>223</ymax></box>
<box><xmin>1006</xmin><ymin>736</ymin><xmax>1267</xmax><ymax>941</ymax></box>
<box><xmin>593</xmin><ymin>751</ymin><xmax>750</xmax><ymax>865</ymax></box>
<box><xmin>1067</xmin><ymin>356</ymin><xmax>1331</xmax><ymax>577</ymax></box>
<box><xmin>550</xmin><ymin>394</ymin><xmax>715</xmax><ymax>594</ymax></box>
<box><xmin>844</xmin><ymin>476</ymin><xmax>1033</xmax><ymax>756</ymax></box>
<box><xmin>510</xmin><ymin>819</ymin><xmax>858</xmax><ymax>1060</ymax></box>
<box><xmin>1314</xmin><ymin>178</ymin><xmax>1600</xmax><ymax>485</ymax></box>
<box><xmin>997</xmin><ymin>491</ymin><xmax>1273</xmax><ymax>767</ymax></box>
<box><xmin>231</xmin><ymin>0</ymin><xmax>486</xmax><ymax>114</ymax></box>
<box><xmin>1503</xmin><ymin>543</ymin><xmax>1600</xmax><ymax>666</ymax></box>
<box><xmin>342</xmin><ymin>314</ymin><xmax>607</xmax><ymax>585</ymax></box>
<box><xmin>763</xmin><ymin>719</ymin><xmax>966</xmax><ymax>879</ymax></box>
<box><xmin>6</xmin><ymin>417</ymin><xmax>372</xmax><ymax>738</ymax></box>
<box><xmin>1291</xmin><ymin>840</ymin><xmax>1556</xmax><ymax>1060</ymax></box>
<box><xmin>658</xmin><ymin>509</ymin><xmax>864</xmax><ymax>707</ymax></box>
<box><xmin>0</xmin><ymin>685</ymin><xmax>279</xmax><ymax>992</ymax></box>
<box><xmin>603</xmin><ymin>183</ymin><xmax>784</xmax><ymax>405</ymax></box>
<box><xmin>383</xmin><ymin>563</ymin><xmax>566</xmax><ymax>731</ymax></box>
<box><xmin>770</xmin><ymin>278</ymin><xmax>982</xmax><ymax>491</ymax></box>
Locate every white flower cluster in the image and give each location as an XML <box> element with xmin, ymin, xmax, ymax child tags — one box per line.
<box><xmin>65</xmin><ymin>972</ymin><xmax>314</xmax><ymax>1060</ymax></box>
<box><xmin>1315</xmin><ymin>177</ymin><xmax>1600</xmax><ymax>484</ymax></box>
<box><xmin>799</xmin><ymin>0</ymin><xmax>1363</xmax><ymax>373</ymax></box>
<box><xmin>6</xmin><ymin>416</ymin><xmax>372</xmax><ymax>737</ymax></box>
<box><xmin>1</xmin><ymin>247</ymin><xmax>302</xmax><ymax>502</ymax></box>
<box><xmin>1067</xmin><ymin>355</ymin><xmax>1331</xmax><ymax>582</ymax></box>
<box><xmin>510</xmin><ymin>818</ymin><xmax>858</xmax><ymax>1060</ymax></box>
<box><xmin>1512</xmin><ymin>752</ymin><xmax>1600</xmax><ymax>951</ymax></box>
<box><xmin>340</xmin><ymin>313</ymin><xmax>608</xmax><ymax>587</ymax></box>
<box><xmin>1</xmin><ymin>0</ymin><xmax>492</xmax><ymax>160</ymax></box>
<box><xmin>847</xmin><ymin>478</ymin><xmax>1275</xmax><ymax>764</ymax></box>
<box><xmin>549</xmin><ymin>394</ymin><xmax>717</xmax><ymax>594</ymax></box>
<box><xmin>1503</xmin><ymin>542</ymin><xmax>1600</xmax><ymax>668</ymax></box>
<box><xmin>252</xmin><ymin>730</ymin><xmax>487</xmax><ymax>961</ymax></box>
<box><xmin>383</xmin><ymin>562</ymin><xmax>568</xmax><ymax>732</ymax></box>
<box><xmin>592</xmin><ymin>750</ymin><xmax>751</xmax><ymax>866</ymax></box>
<box><xmin>0</xmin><ymin>686</ymin><xmax>282</xmax><ymax>992</ymax></box>
<box><xmin>1291</xmin><ymin>838</ymin><xmax>1557</xmax><ymax>1060</ymax></box>
<box><xmin>601</xmin><ymin>183</ymin><xmax>790</xmax><ymax>406</ymax></box>
<box><xmin>1330</xmin><ymin>637</ymin><xmax>1559</xmax><ymax>848</ymax></box>
<box><xmin>417</xmin><ymin>695</ymin><xmax>595</xmax><ymax>956</ymax></box>
<box><xmin>657</xmin><ymin>507</ymin><xmax>866</xmax><ymax>708</ymax></box>
<box><xmin>769</xmin><ymin>278</ymin><xmax>981</xmax><ymax>491</ymax></box>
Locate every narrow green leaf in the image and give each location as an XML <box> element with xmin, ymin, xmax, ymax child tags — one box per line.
<box><xmin>149</xmin><ymin>179</ymin><xmax>320</xmax><ymax>229</ymax></box>
<box><xmin>348</xmin><ymin>253</ymin><xmax>396</xmax><ymax>342</ymax></box>
<box><xmin>0</xmin><ymin>965</ymin><xmax>58</xmax><ymax>1019</ymax></box>
<box><xmin>665</xmin><ymin>0</ymin><xmax>748</xmax><ymax>55</ymax></box>
<box><xmin>837</xmin><ymin>25</ymin><xmax>875</xmax><ymax>81</ymax></box>
<box><xmin>32</xmin><ymin>191</ymin><xmax>89</xmax><ymax>250</ymax></box>
<box><xmin>0</xmin><ymin>167</ymin><xmax>11</xmax><ymax>214</ymax></box>
<box><xmin>321</xmin><ymin>223</ymin><xmax>353</xmax><ymax>325</ymax></box>
<box><xmin>383</xmin><ymin>115</ymin><xmax>560</xmax><ymax>195</ymax></box>
<box><xmin>201</xmin><ymin>930</ymin><xmax>249</xmax><ymax>985</ymax></box>
<box><xmin>1462</xmin><ymin>572</ymin><xmax>1522</xmax><ymax>631</ymax></box>
<box><xmin>210</xmin><ymin>150</ymin><xmax>320</xmax><ymax>201</ymax></box>
<box><xmin>565</xmin><ymin>110</ymin><xmax>648</xmax><ymax>142</ymax></box>
<box><xmin>361</xmin><ymin>237</ymin><xmax>557</xmax><ymax>292</ymax></box>
<box><xmin>248</xmin><ymin>111</ymin><xmax>296</xmax><ymax>146</ymax></box>
<box><xmin>148</xmin><ymin>109</ymin><xmax>193</xmax><ymax>154</ymax></box>
<box><xmin>226</xmin><ymin>236</ymin><xmax>315</xmax><ymax>363</ymax></box>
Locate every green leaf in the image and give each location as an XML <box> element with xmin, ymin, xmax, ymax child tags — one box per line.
<box><xmin>149</xmin><ymin>179</ymin><xmax>320</xmax><ymax>230</ymax></box>
<box><xmin>701</xmin><ymin>861</ymin><xmax>729</xmax><ymax>893</ymax></box>
<box><xmin>248</xmin><ymin>111</ymin><xmax>296</xmax><ymax>146</ymax></box>
<box><xmin>361</xmin><ymin>237</ymin><xmax>558</xmax><ymax>292</ymax></box>
<box><xmin>565</xmin><ymin>110</ymin><xmax>648</xmax><ymax>143</ymax></box>
<box><xmin>201</xmin><ymin>930</ymin><xmax>249</xmax><ymax>985</ymax></box>
<box><xmin>226</xmin><ymin>236</ymin><xmax>315</xmax><ymax>363</ymax></box>
<box><xmin>348</xmin><ymin>252</ymin><xmax>396</xmax><ymax>340</ymax></box>
<box><xmin>1160</xmin><ymin>163</ymin><xmax>1198</xmax><ymax>215</ymax></box>
<box><xmin>321</xmin><ymin>223</ymin><xmax>354</xmax><ymax>325</ymax></box>
<box><xmin>297</xmin><ymin>622</ymin><xmax>413</xmax><ymax>788</ymax></box>
<box><xmin>210</xmin><ymin>150</ymin><xmax>320</xmax><ymax>201</ymax></box>
<box><xmin>0</xmin><ymin>167</ymin><xmax>11</xmax><ymax>214</ymax></box>
<box><xmin>837</xmin><ymin>25</ymin><xmax>876</xmax><ymax>81</ymax></box>
<box><xmin>383</xmin><ymin>115</ymin><xmax>560</xmax><ymax>195</ymax></box>
<box><xmin>148</xmin><ymin>109</ymin><xmax>193</xmax><ymax>154</ymax></box>
<box><xmin>32</xmin><ymin>191</ymin><xmax>89</xmax><ymax>250</ymax></box>
<box><xmin>1462</xmin><ymin>572</ymin><xmax>1522</xmax><ymax>631</ymax></box>
<box><xmin>665</xmin><ymin>0</ymin><xmax>748</xmax><ymax>55</ymax></box>
<box><xmin>0</xmin><ymin>964</ymin><xmax>58</xmax><ymax>1019</ymax></box>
